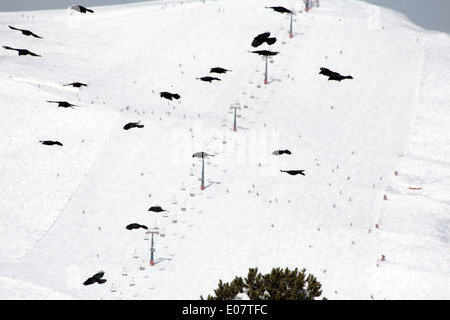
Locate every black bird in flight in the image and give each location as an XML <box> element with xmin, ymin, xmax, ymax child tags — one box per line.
<box><xmin>197</xmin><ymin>76</ymin><xmax>221</xmax><ymax>82</ymax></box>
<box><xmin>47</xmin><ymin>100</ymin><xmax>77</xmax><ymax>109</ymax></box>
<box><xmin>192</xmin><ymin>151</ymin><xmax>214</xmax><ymax>158</ymax></box>
<box><xmin>126</xmin><ymin>223</ymin><xmax>148</xmax><ymax>230</ymax></box>
<box><xmin>210</xmin><ymin>67</ymin><xmax>231</xmax><ymax>74</ymax></box>
<box><xmin>83</xmin><ymin>271</ymin><xmax>107</xmax><ymax>286</ymax></box>
<box><xmin>328</xmin><ymin>73</ymin><xmax>353</xmax><ymax>82</ymax></box>
<box><xmin>272</xmin><ymin>149</ymin><xmax>291</xmax><ymax>155</ymax></box>
<box><xmin>148</xmin><ymin>206</ymin><xmax>167</xmax><ymax>212</ymax></box>
<box><xmin>251</xmin><ymin>32</ymin><xmax>276</xmax><ymax>48</ymax></box>
<box><xmin>63</xmin><ymin>82</ymin><xmax>88</xmax><ymax>88</ymax></box>
<box><xmin>160</xmin><ymin>91</ymin><xmax>180</xmax><ymax>100</ymax></box>
<box><xmin>40</xmin><ymin>140</ymin><xmax>63</xmax><ymax>146</ymax></box>
<box><xmin>8</xmin><ymin>26</ymin><xmax>43</xmax><ymax>38</ymax></box>
<box><xmin>248</xmin><ymin>50</ymin><xmax>279</xmax><ymax>56</ymax></box>
<box><xmin>266</xmin><ymin>6</ymin><xmax>293</xmax><ymax>14</ymax></box>
<box><xmin>3</xmin><ymin>46</ymin><xmax>41</xmax><ymax>57</ymax></box>
<box><xmin>71</xmin><ymin>5</ymin><xmax>94</xmax><ymax>13</ymax></box>
<box><xmin>319</xmin><ymin>67</ymin><xmax>353</xmax><ymax>82</ymax></box>
<box><xmin>280</xmin><ymin>170</ymin><xmax>305</xmax><ymax>176</ymax></box>
<box><xmin>123</xmin><ymin>121</ymin><xmax>144</xmax><ymax>130</ymax></box>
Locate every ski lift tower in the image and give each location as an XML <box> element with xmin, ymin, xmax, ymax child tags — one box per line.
<box><xmin>192</xmin><ymin>152</ymin><xmax>214</xmax><ymax>190</ymax></box>
<box><xmin>266</xmin><ymin>6</ymin><xmax>295</xmax><ymax>38</ymax></box>
<box><xmin>147</xmin><ymin>228</ymin><xmax>159</xmax><ymax>266</ymax></box>
<box><xmin>289</xmin><ymin>11</ymin><xmax>294</xmax><ymax>38</ymax></box>
<box><xmin>249</xmin><ymin>50</ymin><xmax>279</xmax><ymax>85</ymax></box>
<box><xmin>264</xmin><ymin>55</ymin><xmax>269</xmax><ymax>85</ymax></box>
<box><xmin>230</xmin><ymin>105</ymin><xmax>241</xmax><ymax>132</ymax></box>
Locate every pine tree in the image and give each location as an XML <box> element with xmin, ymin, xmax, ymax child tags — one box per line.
<box><xmin>213</xmin><ymin>280</ymin><xmax>237</xmax><ymax>300</ymax></box>
<box><xmin>204</xmin><ymin>267</ymin><xmax>324</xmax><ymax>300</ymax></box>
<box><xmin>202</xmin><ymin>277</ymin><xmax>244</xmax><ymax>300</ymax></box>
<box><xmin>245</xmin><ymin>267</ymin><xmax>265</xmax><ymax>300</ymax></box>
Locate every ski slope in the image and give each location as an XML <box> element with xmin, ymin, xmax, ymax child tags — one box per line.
<box><xmin>0</xmin><ymin>0</ymin><xmax>449</xmax><ymax>300</ymax></box>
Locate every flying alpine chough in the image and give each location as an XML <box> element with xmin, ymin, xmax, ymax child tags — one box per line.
<box><xmin>8</xmin><ymin>26</ymin><xmax>43</xmax><ymax>38</ymax></box>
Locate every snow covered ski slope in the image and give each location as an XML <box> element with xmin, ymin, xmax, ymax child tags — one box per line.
<box><xmin>0</xmin><ymin>0</ymin><xmax>449</xmax><ymax>300</ymax></box>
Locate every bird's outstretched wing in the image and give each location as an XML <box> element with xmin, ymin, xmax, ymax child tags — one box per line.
<box><xmin>252</xmin><ymin>32</ymin><xmax>275</xmax><ymax>47</ymax></box>
<box><xmin>266</xmin><ymin>6</ymin><xmax>293</xmax><ymax>14</ymax></box>
<box><xmin>265</xmin><ymin>37</ymin><xmax>277</xmax><ymax>45</ymax></box>
<box><xmin>83</xmin><ymin>277</ymin><xmax>96</xmax><ymax>286</ymax></box>
<box><xmin>251</xmin><ymin>32</ymin><xmax>270</xmax><ymax>47</ymax></box>
<box><xmin>249</xmin><ymin>50</ymin><xmax>279</xmax><ymax>56</ymax></box>
<box><xmin>160</xmin><ymin>92</ymin><xmax>170</xmax><ymax>99</ymax></box>
<box><xmin>64</xmin><ymin>82</ymin><xmax>88</xmax><ymax>87</ymax></box>
<box><xmin>197</xmin><ymin>76</ymin><xmax>221</xmax><ymax>82</ymax></box>
<box><xmin>83</xmin><ymin>271</ymin><xmax>106</xmax><ymax>285</ymax></box>
<box><xmin>93</xmin><ymin>271</ymin><xmax>105</xmax><ymax>279</ymax></box>
<box><xmin>78</xmin><ymin>6</ymin><xmax>94</xmax><ymax>13</ymax></box>
<box><xmin>210</xmin><ymin>67</ymin><xmax>231</xmax><ymax>74</ymax></box>
<box><xmin>40</xmin><ymin>140</ymin><xmax>63</xmax><ymax>146</ymax></box>
<box><xmin>126</xmin><ymin>223</ymin><xmax>148</xmax><ymax>230</ymax></box>
<box><xmin>280</xmin><ymin>170</ymin><xmax>305</xmax><ymax>175</ymax></box>
<box><xmin>272</xmin><ymin>149</ymin><xmax>291</xmax><ymax>155</ymax></box>
<box><xmin>160</xmin><ymin>92</ymin><xmax>180</xmax><ymax>100</ymax></box>
<box><xmin>2</xmin><ymin>46</ymin><xmax>17</xmax><ymax>51</ymax></box>
<box><xmin>258</xmin><ymin>32</ymin><xmax>271</xmax><ymax>39</ymax></box>
<box><xmin>27</xmin><ymin>50</ymin><xmax>41</xmax><ymax>57</ymax></box>
<box><xmin>83</xmin><ymin>7</ymin><xmax>94</xmax><ymax>13</ymax></box>
<box><xmin>30</xmin><ymin>32</ymin><xmax>43</xmax><ymax>39</ymax></box>
<box><xmin>9</xmin><ymin>26</ymin><xmax>43</xmax><ymax>38</ymax></box>
<box><xmin>192</xmin><ymin>151</ymin><xmax>214</xmax><ymax>158</ymax></box>
<box><xmin>327</xmin><ymin>73</ymin><xmax>353</xmax><ymax>82</ymax></box>
<box><xmin>123</xmin><ymin>121</ymin><xmax>144</xmax><ymax>130</ymax></box>
<box><xmin>47</xmin><ymin>101</ymin><xmax>76</xmax><ymax>108</ymax></box>
<box><xmin>319</xmin><ymin>67</ymin><xmax>334</xmax><ymax>76</ymax></box>
<box><xmin>148</xmin><ymin>206</ymin><xmax>167</xmax><ymax>212</ymax></box>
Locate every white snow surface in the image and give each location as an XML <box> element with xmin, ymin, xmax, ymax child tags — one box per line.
<box><xmin>0</xmin><ymin>0</ymin><xmax>449</xmax><ymax>300</ymax></box>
